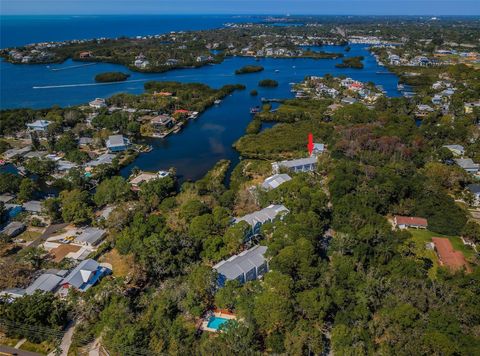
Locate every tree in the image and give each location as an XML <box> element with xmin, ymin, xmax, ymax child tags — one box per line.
<box><xmin>43</xmin><ymin>197</ymin><xmax>62</xmax><ymax>222</ymax></box>
<box><xmin>24</xmin><ymin>157</ymin><xmax>55</xmax><ymax>177</ymax></box>
<box><xmin>17</xmin><ymin>246</ymin><xmax>47</xmax><ymax>269</ymax></box>
<box><xmin>1</xmin><ymin>292</ymin><xmax>69</xmax><ymax>343</ymax></box>
<box><xmin>94</xmin><ymin>176</ymin><xmax>132</xmax><ymax>206</ymax></box>
<box><xmin>139</xmin><ymin>176</ymin><xmax>176</xmax><ymax>210</ymax></box>
<box><xmin>0</xmin><ymin>173</ymin><xmax>21</xmax><ymax>194</ymax></box>
<box><xmin>17</xmin><ymin>178</ymin><xmax>38</xmax><ymax>202</ymax></box>
<box><xmin>462</xmin><ymin>221</ymin><xmax>480</xmax><ymax>244</ymax></box>
<box><xmin>59</xmin><ymin>189</ymin><xmax>92</xmax><ymax>225</ymax></box>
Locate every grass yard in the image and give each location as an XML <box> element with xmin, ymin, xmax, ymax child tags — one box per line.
<box><xmin>99</xmin><ymin>248</ymin><xmax>133</xmax><ymax>278</ymax></box>
<box><xmin>20</xmin><ymin>340</ymin><xmax>56</xmax><ymax>354</ymax></box>
<box><xmin>407</xmin><ymin>229</ymin><xmax>476</xmax><ymax>277</ymax></box>
<box><xmin>17</xmin><ymin>229</ymin><xmax>42</xmax><ymax>242</ymax></box>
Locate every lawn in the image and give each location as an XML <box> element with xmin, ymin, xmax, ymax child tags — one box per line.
<box><xmin>407</xmin><ymin>229</ymin><xmax>476</xmax><ymax>270</ymax></box>
<box><xmin>99</xmin><ymin>248</ymin><xmax>133</xmax><ymax>278</ymax></box>
<box><xmin>17</xmin><ymin>229</ymin><xmax>42</xmax><ymax>242</ymax></box>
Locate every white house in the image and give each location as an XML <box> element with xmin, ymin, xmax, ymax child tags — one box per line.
<box><xmin>27</xmin><ymin>120</ymin><xmax>51</xmax><ymax>132</ymax></box>
<box><xmin>89</xmin><ymin>98</ymin><xmax>106</xmax><ymax>109</ymax></box>
<box><xmin>467</xmin><ymin>184</ymin><xmax>480</xmax><ymax>206</ymax></box>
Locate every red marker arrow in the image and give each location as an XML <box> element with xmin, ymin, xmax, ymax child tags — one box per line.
<box><xmin>307</xmin><ymin>133</ymin><xmax>314</xmax><ymax>156</ymax></box>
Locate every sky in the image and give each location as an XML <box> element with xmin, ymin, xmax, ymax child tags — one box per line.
<box><xmin>1</xmin><ymin>0</ymin><xmax>479</xmax><ymax>15</ymax></box>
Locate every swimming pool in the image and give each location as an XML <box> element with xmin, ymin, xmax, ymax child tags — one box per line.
<box><xmin>207</xmin><ymin>316</ymin><xmax>230</xmax><ymax>330</ymax></box>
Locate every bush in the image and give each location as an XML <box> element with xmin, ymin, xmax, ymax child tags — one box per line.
<box><xmin>259</xmin><ymin>79</ymin><xmax>278</xmax><ymax>87</ymax></box>
<box><xmin>95</xmin><ymin>72</ymin><xmax>130</xmax><ymax>82</ymax></box>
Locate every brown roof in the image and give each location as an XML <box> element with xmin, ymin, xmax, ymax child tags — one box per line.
<box><xmin>394</xmin><ymin>215</ymin><xmax>428</xmax><ymax>227</ymax></box>
<box><xmin>50</xmin><ymin>244</ymin><xmax>81</xmax><ymax>263</ymax></box>
<box><xmin>432</xmin><ymin>237</ymin><xmax>470</xmax><ymax>272</ymax></box>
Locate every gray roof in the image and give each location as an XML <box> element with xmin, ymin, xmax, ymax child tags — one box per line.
<box><xmin>2</xmin><ymin>146</ymin><xmax>31</xmax><ymax>159</ymax></box>
<box><xmin>261</xmin><ymin>174</ymin><xmax>292</xmax><ymax>190</ymax></box>
<box><xmin>22</xmin><ymin>200</ymin><xmax>43</xmax><ymax>213</ymax></box>
<box><xmin>274</xmin><ymin>156</ymin><xmax>317</xmax><ymax>169</ymax></box>
<box><xmin>79</xmin><ymin>137</ymin><xmax>93</xmax><ymax>145</ymax></box>
<box><xmin>455</xmin><ymin>158</ymin><xmax>479</xmax><ymax>170</ymax></box>
<box><xmin>23</xmin><ymin>151</ymin><xmax>48</xmax><ymax>159</ymax></box>
<box><xmin>213</xmin><ymin>245</ymin><xmax>268</xmax><ymax>281</ymax></box>
<box><xmin>443</xmin><ymin>144</ymin><xmax>464</xmax><ymax>152</ymax></box>
<box><xmin>25</xmin><ymin>273</ymin><xmax>63</xmax><ymax>295</ymax></box>
<box><xmin>468</xmin><ymin>184</ymin><xmax>480</xmax><ymax>194</ymax></box>
<box><xmin>61</xmin><ymin>259</ymin><xmax>100</xmax><ymax>289</ymax></box>
<box><xmin>106</xmin><ymin>135</ymin><xmax>129</xmax><ymax>148</ymax></box>
<box><xmin>235</xmin><ymin>204</ymin><xmax>289</xmax><ymax>227</ymax></box>
<box><xmin>1</xmin><ymin>222</ymin><xmax>26</xmax><ymax>237</ymax></box>
<box><xmin>0</xmin><ymin>194</ymin><xmax>15</xmax><ymax>203</ymax></box>
<box><xmin>57</xmin><ymin>160</ymin><xmax>77</xmax><ymax>172</ymax></box>
<box><xmin>86</xmin><ymin>153</ymin><xmax>116</xmax><ymax>167</ymax></box>
<box><xmin>75</xmin><ymin>227</ymin><xmax>106</xmax><ymax>246</ymax></box>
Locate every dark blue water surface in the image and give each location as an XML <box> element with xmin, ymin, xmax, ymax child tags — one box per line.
<box><xmin>1</xmin><ymin>16</ymin><xmax>403</xmax><ymax>181</ymax></box>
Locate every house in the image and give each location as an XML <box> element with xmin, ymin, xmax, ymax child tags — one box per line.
<box><xmin>26</xmin><ymin>120</ymin><xmax>51</xmax><ymax>132</ymax></box>
<box><xmin>85</xmin><ymin>153</ymin><xmax>116</xmax><ymax>168</ymax></box>
<box><xmin>235</xmin><ymin>204</ymin><xmax>289</xmax><ymax>238</ymax></box>
<box><xmin>129</xmin><ymin>172</ymin><xmax>158</xmax><ymax>190</ymax></box>
<box><xmin>393</xmin><ymin>215</ymin><xmax>428</xmax><ymax>229</ymax></box>
<box><xmin>213</xmin><ymin>245</ymin><xmax>268</xmax><ymax>287</ymax></box>
<box><xmin>464</xmin><ymin>101</ymin><xmax>480</xmax><ymax>114</ymax></box>
<box><xmin>75</xmin><ymin>227</ymin><xmax>106</xmax><ymax>248</ymax></box>
<box><xmin>89</xmin><ymin>98</ymin><xmax>106</xmax><ymax>109</ymax></box>
<box><xmin>341</xmin><ymin>97</ymin><xmax>357</xmax><ymax>105</ymax></box>
<box><xmin>442</xmin><ymin>144</ymin><xmax>465</xmax><ymax>157</ymax></box>
<box><xmin>22</xmin><ymin>200</ymin><xmax>43</xmax><ymax>214</ymax></box>
<box><xmin>312</xmin><ymin>143</ymin><xmax>325</xmax><ymax>155</ymax></box>
<box><xmin>261</xmin><ymin>174</ymin><xmax>292</xmax><ymax>191</ymax></box>
<box><xmin>272</xmin><ymin>156</ymin><xmax>317</xmax><ymax>174</ymax></box>
<box><xmin>57</xmin><ymin>160</ymin><xmax>77</xmax><ymax>172</ymax></box>
<box><xmin>79</xmin><ymin>137</ymin><xmax>94</xmax><ymax>146</ymax></box>
<box><xmin>454</xmin><ymin>158</ymin><xmax>480</xmax><ymax>174</ymax></box>
<box><xmin>151</xmin><ymin>115</ymin><xmax>174</xmax><ymax>133</ymax></box>
<box><xmin>0</xmin><ymin>194</ymin><xmax>15</xmax><ymax>204</ymax></box>
<box><xmin>432</xmin><ymin>237</ymin><xmax>470</xmax><ymax>272</ymax></box>
<box><xmin>25</xmin><ymin>272</ymin><xmax>64</xmax><ymax>295</ymax></box>
<box><xmin>60</xmin><ymin>259</ymin><xmax>110</xmax><ymax>293</ymax></box>
<box><xmin>2</xmin><ymin>146</ymin><xmax>31</xmax><ymax>160</ymax></box>
<box><xmin>79</xmin><ymin>51</ymin><xmax>93</xmax><ymax>59</ymax></box>
<box><xmin>415</xmin><ymin>104</ymin><xmax>435</xmax><ymax>117</ymax></box>
<box><xmin>431</xmin><ymin>95</ymin><xmax>442</xmax><ymax>105</ymax></box>
<box><xmin>106</xmin><ymin>135</ymin><xmax>130</xmax><ymax>152</ymax></box>
<box><xmin>1</xmin><ymin>221</ymin><xmax>26</xmax><ymax>238</ymax></box>
<box><xmin>467</xmin><ymin>184</ymin><xmax>480</xmax><ymax>206</ymax></box>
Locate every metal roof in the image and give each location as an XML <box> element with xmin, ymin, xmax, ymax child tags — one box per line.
<box><xmin>468</xmin><ymin>184</ymin><xmax>480</xmax><ymax>194</ymax></box>
<box><xmin>61</xmin><ymin>259</ymin><xmax>100</xmax><ymax>289</ymax></box>
<box><xmin>107</xmin><ymin>135</ymin><xmax>127</xmax><ymax>147</ymax></box>
<box><xmin>25</xmin><ymin>273</ymin><xmax>63</xmax><ymax>295</ymax></box>
<box><xmin>274</xmin><ymin>156</ymin><xmax>317</xmax><ymax>169</ymax></box>
<box><xmin>213</xmin><ymin>245</ymin><xmax>268</xmax><ymax>281</ymax></box>
<box><xmin>455</xmin><ymin>158</ymin><xmax>479</xmax><ymax>170</ymax></box>
<box><xmin>22</xmin><ymin>200</ymin><xmax>43</xmax><ymax>213</ymax></box>
<box><xmin>75</xmin><ymin>227</ymin><xmax>106</xmax><ymax>246</ymax></box>
<box><xmin>261</xmin><ymin>174</ymin><xmax>292</xmax><ymax>190</ymax></box>
<box><xmin>235</xmin><ymin>204</ymin><xmax>289</xmax><ymax>227</ymax></box>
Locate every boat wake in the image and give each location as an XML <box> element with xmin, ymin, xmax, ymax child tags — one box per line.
<box><xmin>33</xmin><ymin>79</ymin><xmax>148</xmax><ymax>89</ymax></box>
<box><xmin>50</xmin><ymin>63</ymin><xmax>97</xmax><ymax>71</ymax></box>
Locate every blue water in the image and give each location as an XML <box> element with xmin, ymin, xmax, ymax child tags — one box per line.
<box><xmin>0</xmin><ymin>15</ymin><xmax>262</xmax><ymax>48</ymax></box>
<box><xmin>0</xmin><ymin>15</ymin><xmax>404</xmax><ymax>182</ymax></box>
<box><xmin>207</xmin><ymin>316</ymin><xmax>230</xmax><ymax>330</ymax></box>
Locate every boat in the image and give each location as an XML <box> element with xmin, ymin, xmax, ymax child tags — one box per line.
<box><xmin>214</xmin><ymin>99</ymin><xmax>221</xmax><ymax>105</ymax></box>
<box><xmin>397</xmin><ymin>83</ymin><xmax>405</xmax><ymax>90</ymax></box>
<box><xmin>275</xmin><ymin>69</ymin><xmax>280</xmax><ymax>73</ymax></box>
<box><xmin>250</xmin><ymin>106</ymin><xmax>261</xmax><ymax>114</ymax></box>
<box><xmin>188</xmin><ymin>111</ymin><xmax>199</xmax><ymax>119</ymax></box>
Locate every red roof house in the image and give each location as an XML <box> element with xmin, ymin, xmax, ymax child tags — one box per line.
<box><xmin>393</xmin><ymin>215</ymin><xmax>428</xmax><ymax>229</ymax></box>
<box><xmin>432</xmin><ymin>237</ymin><xmax>470</xmax><ymax>272</ymax></box>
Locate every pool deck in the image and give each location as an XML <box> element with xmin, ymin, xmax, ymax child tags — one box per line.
<box><xmin>200</xmin><ymin>309</ymin><xmax>236</xmax><ymax>333</ymax></box>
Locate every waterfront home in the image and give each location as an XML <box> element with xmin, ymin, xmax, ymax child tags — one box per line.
<box><xmin>454</xmin><ymin>158</ymin><xmax>480</xmax><ymax>174</ymax></box>
<box><xmin>26</xmin><ymin>119</ymin><xmax>51</xmax><ymax>132</ymax></box>
<box><xmin>234</xmin><ymin>204</ymin><xmax>289</xmax><ymax>238</ymax></box>
<box><xmin>432</xmin><ymin>237</ymin><xmax>470</xmax><ymax>272</ymax></box>
<box><xmin>442</xmin><ymin>144</ymin><xmax>465</xmax><ymax>157</ymax></box>
<box><xmin>213</xmin><ymin>245</ymin><xmax>268</xmax><ymax>287</ymax></box>
<box><xmin>85</xmin><ymin>153</ymin><xmax>116</xmax><ymax>168</ymax></box>
<box><xmin>467</xmin><ymin>184</ymin><xmax>480</xmax><ymax>206</ymax></box>
<box><xmin>79</xmin><ymin>51</ymin><xmax>93</xmax><ymax>59</ymax></box>
<box><xmin>393</xmin><ymin>215</ymin><xmax>428</xmax><ymax>230</ymax></box>
<box><xmin>129</xmin><ymin>172</ymin><xmax>159</xmax><ymax>190</ymax></box>
<box><xmin>74</xmin><ymin>227</ymin><xmax>106</xmax><ymax>248</ymax></box>
<box><xmin>59</xmin><ymin>259</ymin><xmax>110</xmax><ymax>293</ymax></box>
<box><xmin>0</xmin><ymin>221</ymin><xmax>26</xmax><ymax>238</ymax></box>
<box><xmin>134</xmin><ymin>59</ymin><xmax>150</xmax><ymax>69</ymax></box>
<box><xmin>106</xmin><ymin>135</ymin><xmax>130</xmax><ymax>152</ymax></box>
<box><xmin>431</xmin><ymin>95</ymin><xmax>443</xmax><ymax>105</ymax></box>
<box><xmin>89</xmin><ymin>98</ymin><xmax>106</xmax><ymax>109</ymax></box>
<box><xmin>261</xmin><ymin>173</ymin><xmax>292</xmax><ymax>191</ymax></box>
<box><xmin>272</xmin><ymin>156</ymin><xmax>317</xmax><ymax>174</ymax></box>
<box><xmin>151</xmin><ymin>114</ymin><xmax>175</xmax><ymax>133</ymax></box>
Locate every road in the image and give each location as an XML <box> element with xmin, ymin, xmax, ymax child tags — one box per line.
<box><xmin>29</xmin><ymin>223</ymin><xmax>68</xmax><ymax>248</ymax></box>
<box><xmin>0</xmin><ymin>345</ymin><xmax>42</xmax><ymax>356</ymax></box>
